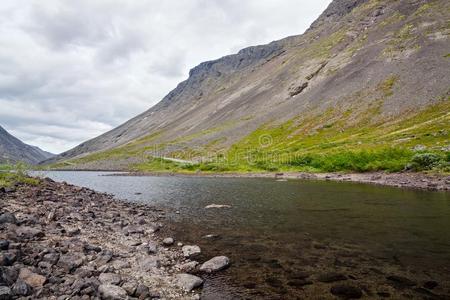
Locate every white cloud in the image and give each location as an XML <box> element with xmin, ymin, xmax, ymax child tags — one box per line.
<box><xmin>0</xmin><ymin>0</ymin><xmax>331</xmax><ymax>153</ymax></box>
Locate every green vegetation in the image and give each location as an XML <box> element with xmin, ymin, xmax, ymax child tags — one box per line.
<box><xmin>0</xmin><ymin>163</ymin><xmax>40</xmax><ymax>188</ymax></box>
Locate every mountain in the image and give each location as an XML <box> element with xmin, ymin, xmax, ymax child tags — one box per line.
<box><xmin>48</xmin><ymin>0</ymin><xmax>450</xmax><ymax>172</ymax></box>
<box><xmin>0</xmin><ymin>126</ymin><xmax>54</xmax><ymax>165</ymax></box>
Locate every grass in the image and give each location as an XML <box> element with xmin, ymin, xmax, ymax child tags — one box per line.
<box><xmin>0</xmin><ymin>163</ymin><xmax>40</xmax><ymax>188</ymax></box>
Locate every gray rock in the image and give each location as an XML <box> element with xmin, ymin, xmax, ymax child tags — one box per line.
<box><xmin>99</xmin><ymin>273</ymin><xmax>122</xmax><ymax>285</ymax></box>
<box><xmin>139</xmin><ymin>256</ymin><xmax>160</xmax><ymax>271</ymax></box>
<box><xmin>0</xmin><ymin>213</ymin><xmax>17</xmax><ymax>225</ymax></box>
<box><xmin>135</xmin><ymin>284</ymin><xmax>150</xmax><ymax>298</ymax></box>
<box><xmin>200</xmin><ymin>256</ymin><xmax>230</xmax><ymax>273</ymax></box>
<box><xmin>162</xmin><ymin>238</ymin><xmax>174</xmax><ymax>246</ymax></box>
<box><xmin>98</xmin><ymin>284</ymin><xmax>128</xmax><ymax>300</ymax></box>
<box><xmin>0</xmin><ymin>286</ymin><xmax>12</xmax><ymax>300</ymax></box>
<box><xmin>178</xmin><ymin>261</ymin><xmax>199</xmax><ymax>273</ymax></box>
<box><xmin>0</xmin><ymin>267</ymin><xmax>18</xmax><ymax>286</ymax></box>
<box><xmin>175</xmin><ymin>273</ymin><xmax>203</xmax><ymax>292</ymax></box>
<box><xmin>0</xmin><ymin>252</ymin><xmax>17</xmax><ymax>267</ymax></box>
<box><xmin>182</xmin><ymin>245</ymin><xmax>201</xmax><ymax>258</ymax></box>
<box><xmin>145</xmin><ymin>241</ymin><xmax>158</xmax><ymax>254</ymax></box>
<box><xmin>42</xmin><ymin>252</ymin><xmax>60</xmax><ymax>265</ymax></box>
<box><xmin>12</xmin><ymin>279</ymin><xmax>32</xmax><ymax>296</ymax></box>
<box><xmin>0</xmin><ymin>240</ymin><xmax>9</xmax><ymax>251</ymax></box>
<box><xmin>94</xmin><ymin>250</ymin><xmax>113</xmax><ymax>266</ymax></box>
<box><xmin>57</xmin><ymin>254</ymin><xmax>84</xmax><ymax>273</ymax></box>
<box><xmin>121</xmin><ymin>281</ymin><xmax>137</xmax><ymax>296</ymax></box>
<box><xmin>15</xmin><ymin>226</ymin><xmax>44</xmax><ymax>240</ymax></box>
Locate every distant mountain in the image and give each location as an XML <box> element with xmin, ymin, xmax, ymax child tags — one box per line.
<box><xmin>48</xmin><ymin>0</ymin><xmax>450</xmax><ymax>171</ymax></box>
<box><xmin>0</xmin><ymin>125</ymin><xmax>54</xmax><ymax>165</ymax></box>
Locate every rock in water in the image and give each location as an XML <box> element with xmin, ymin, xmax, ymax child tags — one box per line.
<box><xmin>317</xmin><ymin>272</ymin><xmax>347</xmax><ymax>283</ymax></box>
<box><xmin>182</xmin><ymin>245</ymin><xmax>201</xmax><ymax>258</ymax></box>
<box><xmin>205</xmin><ymin>204</ymin><xmax>232</xmax><ymax>209</ymax></box>
<box><xmin>386</xmin><ymin>275</ymin><xmax>416</xmax><ymax>287</ymax></box>
<box><xmin>200</xmin><ymin>256</ymin><xmax>230</xmax><ymax>273</ymax></box>
<box><xmin>176</xmin><ymin>274</ymin><xmax>203</xmax><ymax>292</ymax></box>
<box><xmin>98</xmin><ymin>284</ymin><xmax>128</xmax><ymax>300</ymax></box>
<box><xmin>330</xmin><ymin>284</ymin><xmax>363</xmax><ymax>299</ymax></box>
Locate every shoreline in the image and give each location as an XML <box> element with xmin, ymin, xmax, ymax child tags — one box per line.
<box><xmin>98</xmin><ymin>171</ymin><xmax>450</xmax><ymax>192</ymax></box>
<box><xmin>0</xmin><ymin>178</ymin><xmax>228</xmax><ymax>299</ymax></box>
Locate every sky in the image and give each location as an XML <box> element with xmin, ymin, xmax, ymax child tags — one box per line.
<box><xmin>0</xmin><ymin>0</ymin><xmax>331</xmax><ymax>154</ymax></box>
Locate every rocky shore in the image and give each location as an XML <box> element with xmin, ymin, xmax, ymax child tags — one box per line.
<box><xmin>0</xmin><ymin>178</ymin><xmax>229</xmax><ymax>299</ymax></box>
<box><xmin>106</xmin><ymin>171</ymin><xmax>450</xmax><ymax>191</ymax></box>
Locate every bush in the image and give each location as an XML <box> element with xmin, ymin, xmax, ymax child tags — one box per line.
<box><xmin>409</xmin><ymin>153</ymin><xmax>443</xmax><ymax>171</ymax></box>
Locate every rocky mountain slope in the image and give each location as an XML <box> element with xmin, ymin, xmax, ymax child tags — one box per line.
<box><xmin>0</xmin><ymin>126</ymin><xmax>54</xmax><ymax>165</ymax></box>
<box><xmin>49</xmin><ymin>0</ymin><xmax>450</xmax><ymax>171</ymax></box>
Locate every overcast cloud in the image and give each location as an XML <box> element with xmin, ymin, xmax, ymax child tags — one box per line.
<box><xmin>0</xmin><ymin>0</ymin><xmax>331</xmax><ymax>154</ymax></box>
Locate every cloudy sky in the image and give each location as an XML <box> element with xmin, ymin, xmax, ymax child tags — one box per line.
<box><xmin>0</xmin><ymin>0</ymin><xmax>331</xmax><ymax>154</ymax></box>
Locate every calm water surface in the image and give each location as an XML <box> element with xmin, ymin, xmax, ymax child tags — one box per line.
<box><xmin>37</xmin><ymin>171</ymin><xmax>450</xmax><ymax>299</ymax></box>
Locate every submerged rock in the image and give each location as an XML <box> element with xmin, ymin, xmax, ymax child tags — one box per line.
<box><xmin>386</xmin><ymin>275</ymin><xmax>416</xmax><ymax>288</ymax></box>
<box><xmin>317</xmin><ymin>272</ymin><xmax>347</xmax><ymax>283</ymax></box>
<box><xmin>176</xmin><ymin>273</ymin><xmax>203</xmax><ymax>291</ymax></box>
<box><xmin>330</xmin><ymin>284</ymin><xmax>363</xmax><ymax>299</ymax></box>
<box><xmin>205</xmin><ymin>204</ymin><xmax>232</xmax><ymax>209</ymax></box>
<box><xmin>200</xmin><ymin>256</ymin><xmax>230</xmax><ymax>273</ymax></box>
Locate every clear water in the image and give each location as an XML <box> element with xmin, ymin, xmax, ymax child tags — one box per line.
<box><xmin>37</xmin><ymin>171</ymin><xmax>450</xmax><ymax>299</ymax></box>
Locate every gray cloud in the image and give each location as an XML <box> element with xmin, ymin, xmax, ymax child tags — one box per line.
<box><xmin>0</xmin><ymin>0</ymin><xmax>331</xmax><ymax>153</ymax></box>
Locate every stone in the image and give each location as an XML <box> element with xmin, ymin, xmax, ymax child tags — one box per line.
<box><xmin>200</xmin><ymin>256</ymin><xmax>230</xmax><ymax>273</ymax></box>
<box><xmin>124</xmin><ymin>225</ymin><xmax>144</xmax><ymax>235</ymax></box>
<box><xmin>98</xmin><ymin>284</ymin><xmax>128</xmax><ymax>300</ymax></box>
<box><xmin>42</xmin><ymin>252</ymin><xmax>60</xmax><ymax>265</ymax></box>
<box><xmin>83</xmin><ymin>244</ymin><xmax>102</xmax><ymax>253</ymax></box>
<box><xmin>179</xmin><ymin>261</ymin><xmax>199</xmax><ymax>273</ymax></box>
<box><xmin>330</xmin><ymin>285</ymin><xmax>363</xmax><ymax>299</ymax></box>
<box><xmin>18</xmin><ymin>268</ymin><xmax>46</xmax><ymax>288</ymax></box>
<box><xmin>139</xmin><ymin>256</ymin><xmax>160</xmax><ymax>271</ymax></box>
<box><xmin>57</xmin><ymin>254</ymin><xmax>84</xmax><ymax>273</ymax></box>
<box><xmin>205</xmin><ymin>204</ymin><xmax>232</xmax><ymax>209</ymax></box>
<box><xmin>182</xmin><ymin>245</ymin><xmax>201</xmax><ymax>258</ymax></box>
<box><xmin>0</xmin><ymin>286</ymin><xmax>12</xmax><ymax>300</ymax></box>
<box><xmin>99</xmin><ymin>272</ymin><xmax>122</xmax><ymax>285</ymax></box>
<box><xmin>0</xmin><ymin>212</ymin><xmax>17</xmax><ymax>225</ymax></box>
<box><xmin>121</xmin><ymin>281</ymin><xmax>137</xmax><ymax>296</ymax></box>
<box><xmin>162</xmin><ymin>238</ymin><xmax>174</xmax><ymax>246</ymax></box>
<box><xmin>175</xmin><ymin>274</ymin><xmax>203</xmax><ymax>292</ymax></box>
<box><xmin>145</xmin><ymin>242</ymin><xmax>158</xmax><ymax>254</ymax></box>
<box><xmin>12</xmin><ymin>279</ymin><xmax>32</xmax><ymax>296</ymax></box>
<box><xmin>94</xmin><ymin>250</ymin><xmax>113</xmax><ymax>266</ymax></box>
<box><xmin>111</xmin><ymin>260</ymin><xmax>130</xmax><ymax>270</ymax></box>
<box><xmin>15</xmin><ymin>226</ymin><xmax>44</xmax><ymax>240</ymax></box>
<box><xmin>0</xmin><ymin>267</ymin><xmax>18</xmax><ymax>286</ymax></box>
<box><xmin>0</xmin><ymin>252</ymin><xmax>17</xmax><ymax>267</ymax></box>
<box><xmin>423</xmin><ymin>280</ymin><xmax>438</xmax><ymax>290</ymax></box>
<box><xmin>317</xmin><ymin>272</ymin><xmax>347</xmax><ymax>283</ymax></box>
<box><xmin>386</xmin><ymin>275</ymin><xmax>416</xmax><ymax>287</ymax></box>
<box><xmin>0</xmin><ymin>240</ymin><xmax>9</xmax><ymax>251</ymax></box>
<box><xmin>135</xmin><ymin>284</ymin><xmax>150</xmax><ymax>298</ymax></box>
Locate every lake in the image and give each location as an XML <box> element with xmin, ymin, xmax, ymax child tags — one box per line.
<box><xmin>36</xmin><ymin>171</ymin><xmax>450</xmax><ymax>299</ymax></box>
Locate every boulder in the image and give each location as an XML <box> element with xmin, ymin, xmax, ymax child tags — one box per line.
<box><xmin>15</xmin><ymin>226</ymin><xmax>44</xmax><ymax>240</ymax></box>
<box><xmin>0</xmin><ymin>213</ymin><xmax>17</xmax><ymax>225</ymax></box>
<box><xmin>99</xmin><ymin>272</ymin><xmax>122</xmax><ymax>285</ymax></box>
<box><xmin>182</xmin><ymin>245</ymin><xmax>201</xmax><ymax>258</ymax></box>
<box><xmin>200</xmin><ymin>256</ymin><xmax>230</xmax><ymax>273</ymax></box>
<box><xmin>98</xmin><ymin>284</ymin><xmax>128</xmax><ymax>300</ymax></box>
<box><xmin>57</xmin><ymin>254</ymin><xmax>84</xmax><ymax>273</ymax></box>
<box><xmin>12</xmin><ymin>280</ymin><xmax>32</xmax><ymax>296</ymax></box>
<box><xmin>18</xmin><ymin>268</ymin><xmax>46</xmax><ymax>288</ymax></box>
<box><xmin>175</xmin><ymin>273</ymin><xmax>203</xmax><ymax>292</ymax></box>
<box><xmin>139</xmin><ymin>256</ymin><xmax>160</xmax><ymax>271</ymax></box>
<box><xmin>0</xmin><ymin>240</ymin><xmax>9</xmax><ymax>251</ymax></box>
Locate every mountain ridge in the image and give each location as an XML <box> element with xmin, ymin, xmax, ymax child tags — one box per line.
<box><xmin>47</xmin><ymin>0</ymin><xmax>450</xmax><ymax>172</ymax></box>
<box><xmin>0</xmin><ymin>125</ymin><xmax>54</xmax><ymax>165</ymax></box>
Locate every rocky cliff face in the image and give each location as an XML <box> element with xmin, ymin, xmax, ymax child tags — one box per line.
<box><xmin>48</xmin><ymin>0</ymin><xmax>450</xmax><ymax>170</ymax></box>
<box><xmin>0</xmin><ymin>126</ymin><xmax>54</xmax><ymax>165</ymax></box>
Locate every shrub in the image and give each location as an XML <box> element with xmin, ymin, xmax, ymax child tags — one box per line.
<box><xmin>409</xmin><ymin>153</ymin><xmax>443</xmax><ymax>171</ymax></box>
